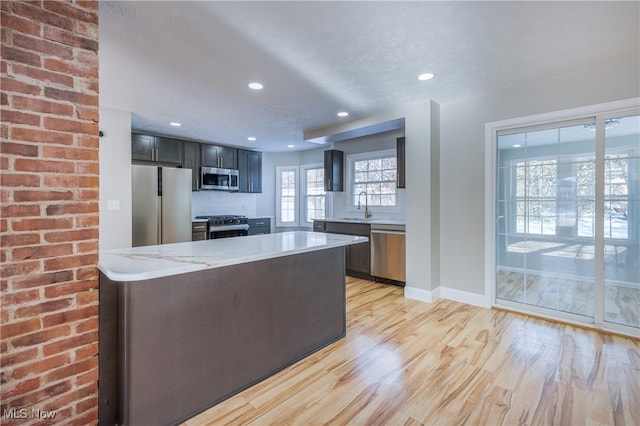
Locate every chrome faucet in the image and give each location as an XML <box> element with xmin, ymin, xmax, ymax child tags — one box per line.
<box><xmin>358</xmin><ymin>191</ymin><xmax>372</xmax><ymax>219</ymax></box>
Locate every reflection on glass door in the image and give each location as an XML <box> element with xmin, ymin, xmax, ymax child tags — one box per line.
<box><xmin>496</xmin><ymin>122</ymin><xmax>597</xmax><ymax>320</ymax></box>
<box><xmin>603</xmin><ymin>114</ymin><xmax>639</xmax><ymax>328</ymax></box>
<box><xmin>495</xmin><ymin>111</ymin><xmax>639</xmax><ymax>335</ymax></box>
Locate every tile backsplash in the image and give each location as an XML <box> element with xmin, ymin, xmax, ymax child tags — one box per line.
<box><xmin>192</xmin><ymin>191</ymin><xmax>257</xmax><ymax>217</ymax></box>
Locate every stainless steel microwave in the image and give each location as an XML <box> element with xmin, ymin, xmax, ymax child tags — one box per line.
<box><xmin>200</xmin><ymin>167</ymin><xmax>239</xmax><ymax>191</ymax></box>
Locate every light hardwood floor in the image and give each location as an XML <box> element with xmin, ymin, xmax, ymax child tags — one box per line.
<box><xmin>184</xmin><ymin>277</ymin><xmax>640</xmax><ymax>426</ymax></box>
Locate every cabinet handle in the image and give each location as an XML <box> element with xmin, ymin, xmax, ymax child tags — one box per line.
<box><xmin>220</xmin><ymin>157</ymin><xmax>223</xmax><ymax>168</ymax></box>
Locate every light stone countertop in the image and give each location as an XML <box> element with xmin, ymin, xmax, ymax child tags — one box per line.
<box><xmin>98</xmin><ymin>231</ymin><xmax>367</xmax><ymax>282</ymax></box>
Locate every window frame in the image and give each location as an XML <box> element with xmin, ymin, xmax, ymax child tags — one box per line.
<box><xmin>301</xmin><ymin>162</ymin><xmax>326</xmax><ymax>227</ymax></box>
<box><xmin>275</xmin><ymin>165</ymin><xmax>299</xmax><ymax>227</ymax></box>
<box><xmin>346</xmin><ymin>149</ymin><xmax>403</xmax><ymax>214</ymax></box>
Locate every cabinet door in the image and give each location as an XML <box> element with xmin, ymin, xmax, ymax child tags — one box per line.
<box><xmin>131</xmin><ymin>133</ymin><xmax>155</xmax><ymax>161</ymax></box>
<box><xmin>183</xmin><ymin>141</ymin><xmax>201</xmax><ymax>191</ymax></box>
<box><xmin>155</xmin><ymin>137</ymin><xmax>183</xmax><ymax>164</ymax></box>
<box><xmin>237</xmin><ymin>149</ymin><xmax>250</xmax><ymax>192</ymax></box>
<box><xmin>397</xmin><ymin>137</ymin><xmax>406</xmax><ymax>189</ymax></box>
<box><xmin>249</xmin><ymin>151</ymin><xmax>262</xmax><ymax>193</ymax></box>
<box><xmin>324</xmin><ymin>149</ymin><xmax>344</xmax><ymax>192</ymax></box>
<box><xmin>346</xmin><ymin>242</ymin><xmax>370</xmax><ymax>276</ymax></box>
<box><xmin>201</xmin><ymin>144</ymin><xmax>218</xmax><ymax>167</ymax></box>
<box><xmin>218</xmin><ymin>146</ymin><xmax>237</xmax><ymax>169</ymax></box>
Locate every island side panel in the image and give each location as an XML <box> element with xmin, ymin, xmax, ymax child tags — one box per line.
<box><xmin>100</xmin><ymin>246</ymin><xmax>346</xmax><ymax>425</ymax></box>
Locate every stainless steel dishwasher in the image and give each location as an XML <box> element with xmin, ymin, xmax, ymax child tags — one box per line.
<box><xmin>370</xmin><ymin>223</ymin><xmax>406</xmax><ymax>283</ymax></box>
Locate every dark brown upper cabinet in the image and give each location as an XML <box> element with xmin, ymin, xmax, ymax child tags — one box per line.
<box><xmin>131</xmin><ymin>133</ymin><xmax>183</xmax><ymax>164</ymax></box>
<box><xmin>397</xmin><ymin>136</ymin><xmax>406</xmax><ymax>189</ymax></box>
<box><xmin>324</xmin><ymin>149</ymin><xmax>344</xmax><ymax>192</ymax></box>
<box><xmin>238</xmin><ymin>149</ymin><xmax>262</xmax><ymax>193</ymax></box>
<box><xmin>201</xmin><ymin>144</ymin><xmax>237</xmax><ymax>169</ymax></box>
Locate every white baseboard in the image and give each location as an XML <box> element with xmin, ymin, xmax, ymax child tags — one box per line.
<box><xmin>404</xmin><ymin>285</ymin><xmax>491</xmax><ymax>308</ymax></box>
<box><xmin>403</xmin><ymin>286</ymin><xmax>440</xmax><ymax>303</ymax></box>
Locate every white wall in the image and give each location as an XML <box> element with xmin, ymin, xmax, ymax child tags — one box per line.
<box><xmin>438</xmin><ymin>56</ymin><xmax>640</xmax><ymax>303</ymax></box>
<box><xmin>98</xmin><ymin>106</ymin><xmax>132</xmax><ymax>250</ymax></box>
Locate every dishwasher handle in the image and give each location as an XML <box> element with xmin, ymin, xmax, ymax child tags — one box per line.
<box><xmin>370</xmin><ymin>229</ymin><xmax>405</xmax><ymax>236</ymax></box>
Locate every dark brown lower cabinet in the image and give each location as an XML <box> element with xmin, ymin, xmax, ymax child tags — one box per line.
<box><xmin>314</xmin><ymin>220</ymin><xmax>371</xmax><ymax>279</ymax></box>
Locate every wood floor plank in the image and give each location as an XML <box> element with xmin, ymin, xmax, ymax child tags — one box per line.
<box><xmin>183</xmin><ymin>277</ymin><xmax>640</xmax><ymax>426</ymax></box>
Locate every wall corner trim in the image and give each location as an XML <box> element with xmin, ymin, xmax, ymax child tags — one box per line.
<box><xmin>404</xmin><ymin>286</ymin><xmax>440</xmax><ymax>303</ymax></box>
<box><xmin>404</xmin><ymin>285</ymin><xmax>491</xmax><ymax>308</ymax></box>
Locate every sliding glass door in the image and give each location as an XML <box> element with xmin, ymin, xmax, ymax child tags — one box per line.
<box><xmin>495</xmin><ymin>111</ymin><xmax>639</xmax><ymax>335</ymax></box>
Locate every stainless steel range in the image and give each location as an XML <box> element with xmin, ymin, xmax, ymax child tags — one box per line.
<box><xmin>195</xmin><ymin>215</ymin><xmax>249</xmax><ymax>239</ymax></box>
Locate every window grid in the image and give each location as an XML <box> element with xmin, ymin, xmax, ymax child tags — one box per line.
<box><xmin>305</xmin><ymin>167</ymin><xmax>325</xmax><ymax>223</ymax></box>
<box><xmin>280</xmin><ymin>170</ymin><xmax>296</xmax><ymax>223</ymax></box>
<box><xmin>352</xmin><ymin>156</ymin><xmax>397</xmax><ymax>207</ymax></box>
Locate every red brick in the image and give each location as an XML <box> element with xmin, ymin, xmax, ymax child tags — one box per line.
<box><xmin>11</xmin><ymin>325</ymin><xmax>71</xmax><ymax>349</ymax></box>
<box><xmin>0</xmin><ymin>260</ymin><xmax>41</xmax><ymax>279</ymax></box>
<box><xmin>75</xmin><ymin>290</ymin><xmax>98</xmax><ymax>306</ymax></box>
<box><xmin>75</xmin><ymin>161</ymin><xmax>99</xmax><ymax>174</ymax></box>
<box><xmin>76</xmin><ymin>134</ymin><xmax>99</xmax><ymax>149</ymax></box>
<box><xmin>43</xmin><ymin>117</ymin><xmax>98</xmax><ymax>135</ymax></box>
<box><xmin>42</xmin><ymin>145</ymin><xmax>98</xmax><ymax>161</ymax></box>
<box><xmin>75</xmin><ymin>20</ymin><xmax>98</xmax><ymax>39</ymax></box>
<box><xmin>11</xmin><ymin>271</ymin><xmax>74</xmax><ymax>290</ymax></box>
<box><xmin>12</xmin><ymin>244</ymin><xmax>74</xmax><ymax>262</ymax></box>
<box><xmin>14</xmin><ymin>158</ymin><xmax>75</xmax><ymax>174</ymax></box>
<box><xmin>77</xmin><ymin>240</ymin><xmax>98</xmax><ymax>253</ymax></box>
<box><xmin>0</xmin><ymin>233</ymin><xmax>41</xmax><ymax>248</ymax></box>
<box><xmin>0</xmin><ymin>142</ymin><xmax>39</xmax><ymax>157</ymax></box>
<box><xmin>43</xmin><ymin>26</ymin><xmax>98</xmax><ymax>52</ymax></box>
<box><xmin>44</xmin><ymin>86</ymin><xmax>98</xmax><ymax>107</ymax></box>
<box><xmin>9</xmin><ymin>353</ymin><xmax>71</xmax><ymax>381</ymax></box>
<box><xmin>1</xmin><ymin>76</ymin><xmax>41</xmax><ymax>96</ymax></box>
<box><xmin>0</xmin><ymin>347</ymin><xmax>38</xmax><ymax>368</ymax></box>
<box><xmin>0</xmin><ymin>318</ymin><xmax>41</xmax><ymax>339</ymax></box>
<box><xmin>6</xmin><ymin>378</ymin><xmax>71</xmax><ymax>408</ymax></box>
<box><xmin>11</xmin><ymin>63</ymin><xmax>75</xmax><ymax>88</ymax></box>
<box><xmin>13</xmin><ymin>189</ymin><xmax>73</xmax><ymax>202</ymax></box>
<box><xmin>0</xmin><ymin>172</ymin><xmax>41</xmax><ymax>187</ymax></box>
<box><xmin>43</xmin><ymin>305</ymin><xmax>97</xmax><ymax>328</ymax></box>
<box><xmin>70</xmin><ymin>408</ymin><xmax>98</xmax><ymax>425</ymax></box>
<box><xmin>12</xmin><ymin>2</ymin><xmax>74</xmax><ymax>31</ymax></box>
<box><xmin>1</xmin><ymin>109</ymin><xmax>41</xmax><ymax>126</ymax></box>
<box><xmin>44</xmin><ymin>357</ymin><xmax>97</xmax><ymax>384</ymax></box>
<box><xmin>43</xmin><ymin>1</ymin><xmax>98</xmax><ymax>25</ymax></box>
<box><xmin>44</xmin><ymin>229</ymin><xmax>98</xmax><ymax>244</ymax></box>
<box><xmin>12</xmin><ymin>95</ymin><xmax>74</xmax><ymax>116</ymax></box>
<box><xmin>13</xmin><ymin>32</ymin><xmax>74</xmax><ymax>60</ymax></box>
<box><xmin>43</xmin><ymin>280</ymin><xmax>96</xmax><ymax>299</ymax></box>
<box><xmin>44</xmin><ymin>254</ymin><xmax>97</xmax><ymax>272</ymax></box>
<box><xmin>12</xmin><ymin>217</ymin><xmax>73</xmax><ymax>232</ymax></box>
<box><xmin>74</xmin><ymin>342</ymin><xmax>98</xmax><ymax>360</ymax></box>
<box><xmin>0</xmin><ymin>288</ymin><xmax>40</xmax><ymax>307</ymax></box>
<box><xmin>0</xmin><ymin>10</ymin><xmax>41</xmax><ymax>36</ymax></box>
<box><xmin>75</xmin><ymin>317</ymin><xmax>98</xmax><ymax>334</ymax></box>
<box><xmin>45</xmin><ymin>202</ymin><xmax>97</xmax><ymax>216</ymax></box>
<box><xmin>10</xmin><ymin>126</ymin><xmax>74</xmax><ymax>145</ymax></box>
<box><xmin>77</xmin><ymin>189</ymin><xmax>99</xmax><ymax>201</ymax></box>
<box><xmin>44</xmin><ymin>57</ymin><xmax>97</xmax><ymax>79</ymax></box>
<box><xmin>42</xmin><ymin>330</ymin><xmax>97</xmax><ymax>357</ymax></box>
<box><xmin>76</xmin><ymin>395</ymin><xmax>99</xmax><ymax>415</ymax></box>
<box><xmin>42</xmin><ymin>174</ymin><xmax>99</xmax><ymax>189</ymax></box>
<box><xmin>1</xmin><ymin>203</ymin><xmax>40</xmax><ymax>217</ymax></box>
<box><xmin>75</xmin><ymin>369</ymin><xmax>97</xmax><ymax>387</ymax></box>
<box><xmin>76</xmin><ymin>267</ymin><xmax>97</xmax><ymax>281</ymax></box>
<box><xmin>74</xmin><ymin>215</ymin><xmax>98</xmax><ymax>228</ymax></box>
<box><xmin>1</xmin><ymin>45</ymin><xmax>41</xmax><ymax>67</ymax></box>
<box><xmin>75</xmin><ymin>106</ymin><xmax>99</xmax><ymax>122</ymax></box>
<box><xmin>1</xmin><ymin>377</ymin><xmax>40</xmax><ymax>399</ymax></box>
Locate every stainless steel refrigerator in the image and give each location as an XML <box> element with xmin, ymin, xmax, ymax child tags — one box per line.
<box><xmin>132</xmin><ymin>165</ymin><xmax>192</xmax><ymax>247</ymax></box>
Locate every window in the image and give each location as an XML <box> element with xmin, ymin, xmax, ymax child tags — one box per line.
<box><xmin>349</xmin><ymin>150</ymin><xmax>397</xmax><ymax>209</ymax></box>
<box><xmin>276</xmin><ymin>166</ymin><xmax>298</xmax><ymax>227</ymax></box>
<box><xmin>303</xmin><ymin>165</ymin><xmax>325</xmax><ymax>223</ymax></box>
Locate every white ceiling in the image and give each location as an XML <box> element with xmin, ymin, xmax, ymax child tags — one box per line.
<box><xmin>98</xmin><ymin>1</ymin><xmax>639</xmax><ymax>152</ymax></box>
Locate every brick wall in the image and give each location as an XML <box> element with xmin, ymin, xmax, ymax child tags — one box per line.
<box><xmin>1</xmin><ymin>1</ymin><xmax>100</xmax><ymax>424</ymax></box>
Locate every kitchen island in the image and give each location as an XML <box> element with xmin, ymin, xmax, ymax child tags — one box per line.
<box><xmin>98</xmin><ymin>231</ymin><xmax>367</xmax><ymax>425</ymax></box>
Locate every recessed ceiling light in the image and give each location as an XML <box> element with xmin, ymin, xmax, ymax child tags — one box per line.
<box><xmin>248</xmin><ymin>137</ymin><xmax>256</xmax><ymax>141</ymax></box>
<box><xmin>512</xmin><ymin>144</ymin><xmax>522</xmax><ymax>148</ymax></box>
<box><xmin>248</xmin><ymin>82</ymin><xmax>263</xmax><ymax>90</ymax></box>
<box><xmin>170</xmin><ymin>122</ymin><xmax>181</xmax><ymax>127</ymax></box>
<box><xmin>287</xmin><ymin>144</ymin><xmax>295</xmax><ymax>148</ymax></box>
<box><xmin>337</xmin><ymin>111</ymin><xmax>349</xmax><ymax>117</ymax></box>
<box><xmin>417</xmin><ymin>72</ymin><xmax>435</xmax><ymax>81</ymax></box>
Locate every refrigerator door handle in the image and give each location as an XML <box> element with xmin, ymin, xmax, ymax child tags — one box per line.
<box><xmin>157</xmin><ymin>195</ymin><xmax>162</xmax><ymax>243</ymax></box>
